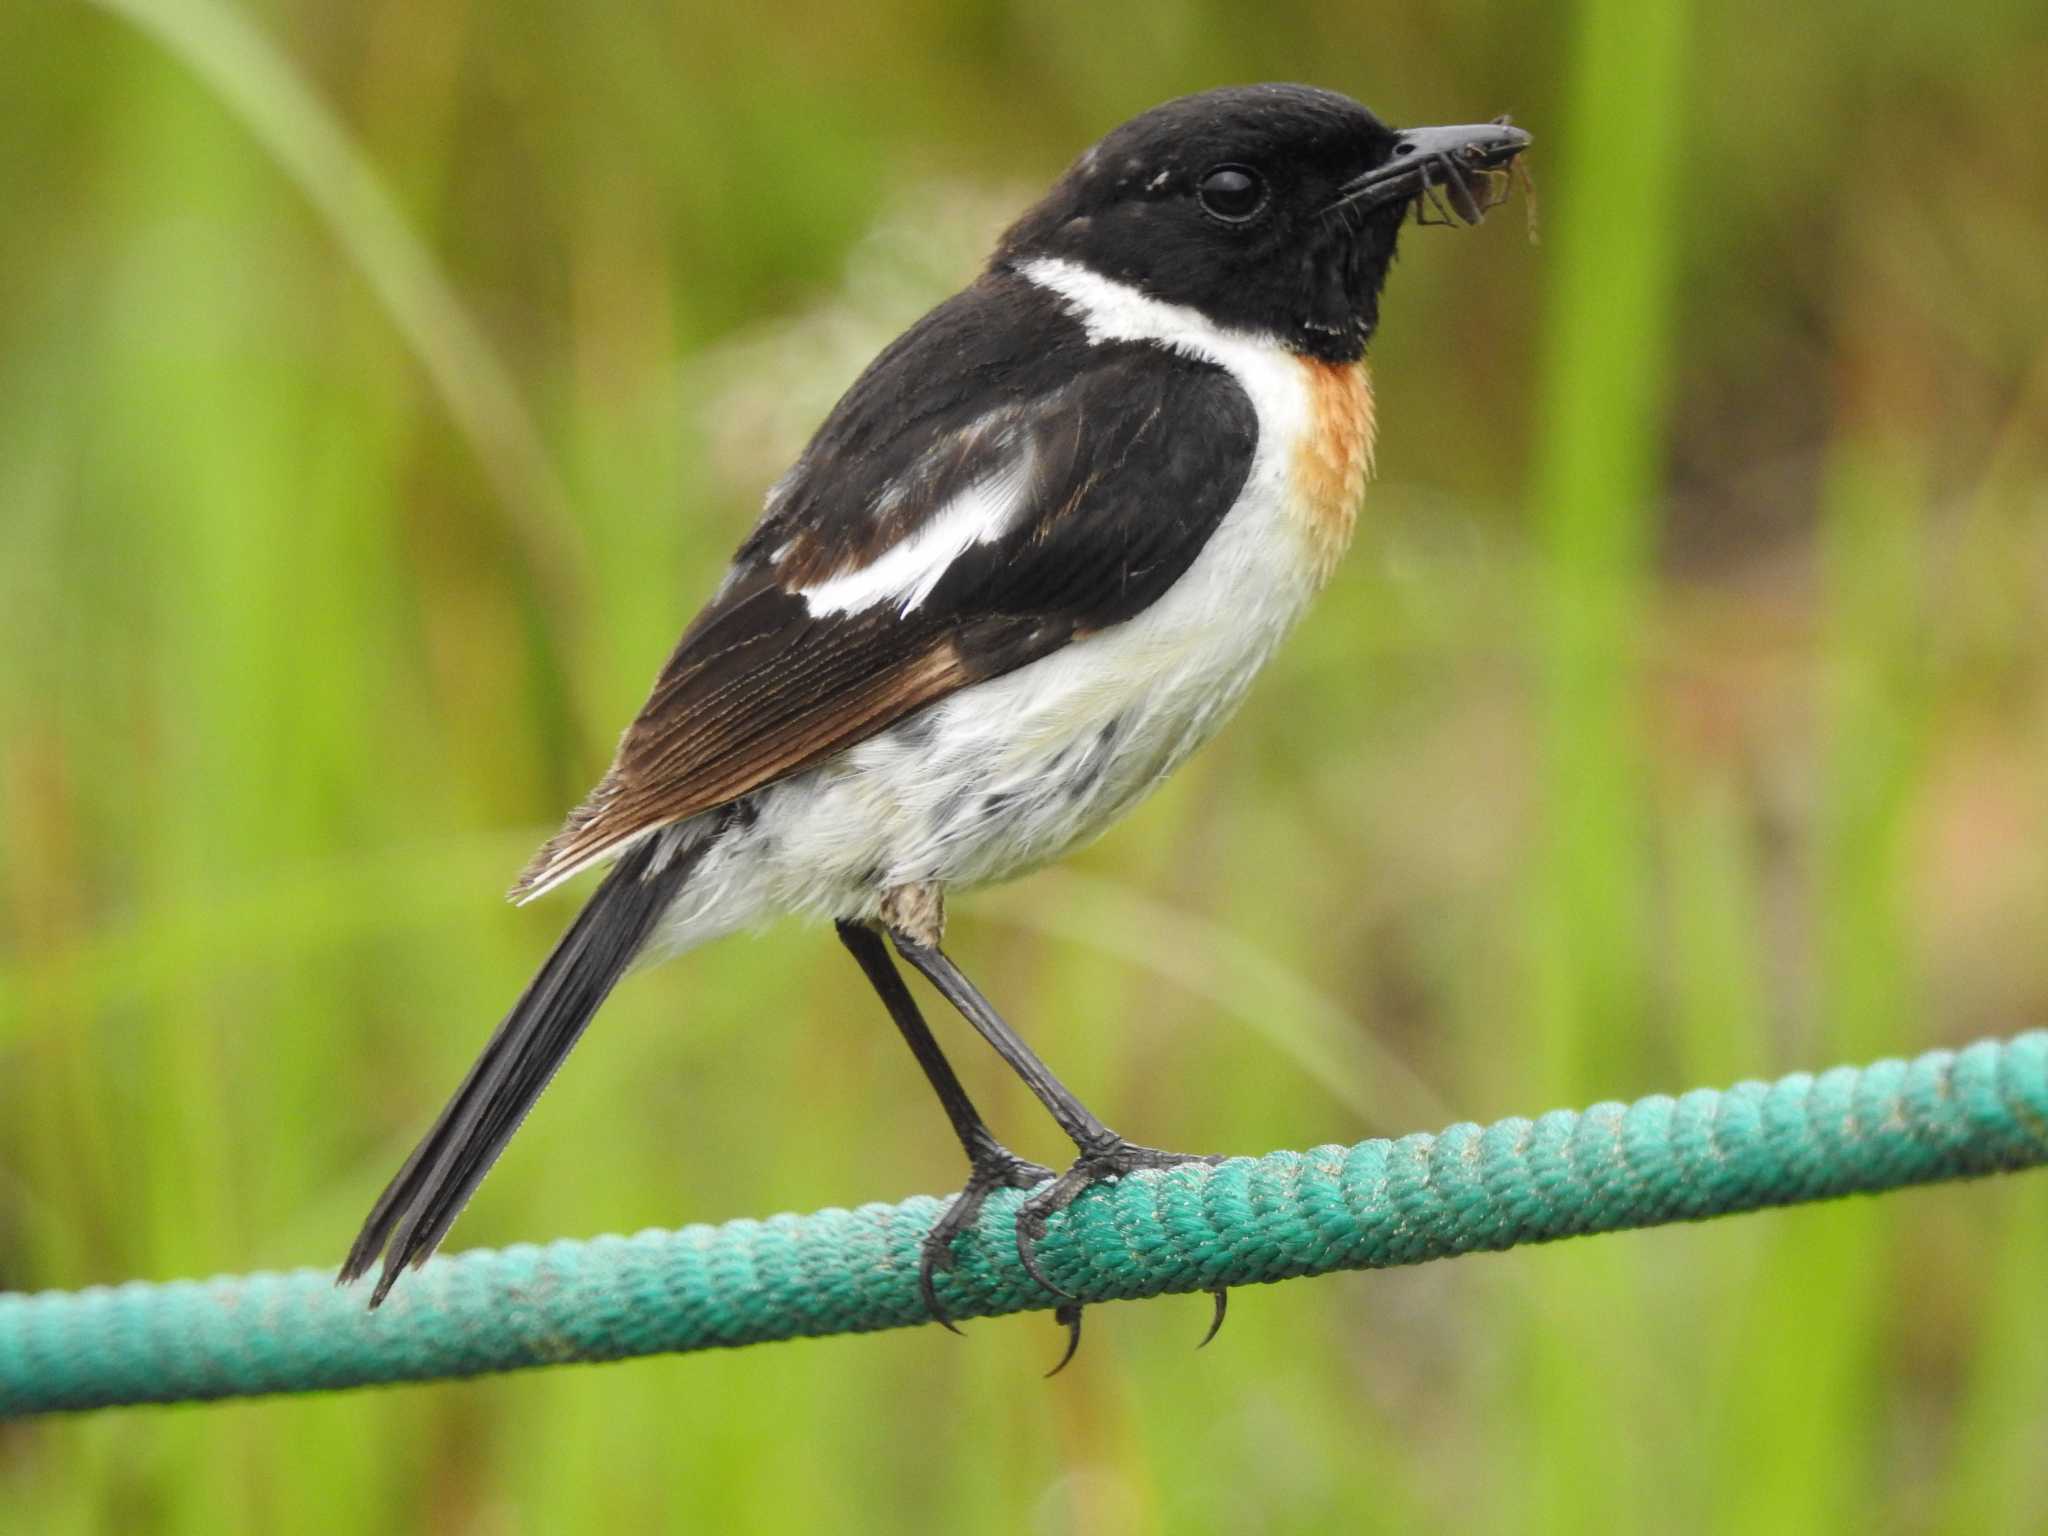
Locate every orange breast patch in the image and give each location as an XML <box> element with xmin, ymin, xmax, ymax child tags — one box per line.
<box><xmin>1289</xmin><ymin>357</ymin><xmax>1376</xmax><ymax>585</ymax></box>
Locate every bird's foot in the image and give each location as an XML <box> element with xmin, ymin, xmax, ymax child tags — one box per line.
<box><xmin>1015</xmin><ymin>1139</ymin><xmax>1224</xmax><ymax>1291</ymax></box>
<box><xmin>920</xmin><ymin>1144</ymin><xmax>1056</xmax><ymax>1333</ymax></box>
<box><xmin>1013</xmin><ymin>1138</ymin><xmax>1232</xmax><ymax>1360</ymax></box>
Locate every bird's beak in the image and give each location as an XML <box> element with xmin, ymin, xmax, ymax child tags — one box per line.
<box><xmin>1332</xmin><ymin>120</ymin><xmax>1533</xmax><ymax>222</ymax></box>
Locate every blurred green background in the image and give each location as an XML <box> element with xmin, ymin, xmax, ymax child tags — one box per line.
<box><xmin>4</xmin><ymin>0</ymin><xmax>2046</xmax><ymax>1528</ymax></box>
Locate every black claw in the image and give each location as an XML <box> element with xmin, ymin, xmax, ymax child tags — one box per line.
<box><xmin>920</xmin><ymin>1263</ymin><xmax>965</xmax><ymax>1336</ymax></box>
<box><xmin>1045</xmin><ymin>1303</ymin><xmax>1084</xmax><ymax>1377</ymax></box>
<box><xmin>918</xmin><ymin>1210</ymin><xmax>972</xmax><ymax>1335</ymax></box>
<box><xmin>917</xmin><ymin>1222</ymin><xmax>973</xmax><ymax>1334</ymax></box>
<box><xmin>1014</xmin><ymin>1209</ymin><xmax>1077</xmax><ymax>1300</ymax></box>
<box><xmin>1197</xmin><ymin>1288</ymin><xmax>1229</xmax><ymax>1349</ymax></box>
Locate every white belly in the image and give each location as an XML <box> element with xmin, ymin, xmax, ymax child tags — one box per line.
<box><xmin>859</xmin><ymin>469</ymin><xmax>1325</xmax><ymax>876</ymax></box>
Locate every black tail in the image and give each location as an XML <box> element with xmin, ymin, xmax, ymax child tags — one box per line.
<box><xmin>339</xmin><ymin>831</ymin><xmax>704</xmax><ymax>1306</ymax></box>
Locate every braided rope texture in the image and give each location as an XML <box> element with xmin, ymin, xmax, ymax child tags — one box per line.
<box><xmin>4</xmin><ymin>1032</ymin><xmax>2044</xmax><ymax>1417</ymax></box>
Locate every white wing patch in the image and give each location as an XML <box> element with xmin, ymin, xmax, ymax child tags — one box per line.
<box><xmin>795</xmin><ymin>439</ymin><xmax>1038</xmax><ymax>617</ymax></box>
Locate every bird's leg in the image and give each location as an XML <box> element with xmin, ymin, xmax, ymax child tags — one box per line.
<box><xmin>835</xmin><ymin>921</ymin><xmax>1052</xmax><ymax>1332</ymax></box>
<box><xmin>885</xmin><ymin>929</ymin><xmax>1229</xmax><ymax>1344</ymax></box>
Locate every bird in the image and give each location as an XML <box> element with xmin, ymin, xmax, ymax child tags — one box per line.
<box><xmin>340</xmin><ymin>83</ymin><xmax>1530</xmax><ymax>1364</ymax></box>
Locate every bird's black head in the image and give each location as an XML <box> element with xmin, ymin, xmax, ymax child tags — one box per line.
<box><xmin>996</xmin><ymin>84</ymin><xmax>1529</xmax><ymax>362</ymax></box>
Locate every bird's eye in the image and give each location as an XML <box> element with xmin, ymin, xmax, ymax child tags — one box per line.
<box><xmin>1197</xmin><ymin>165</ymin><xmax>1266</xmax><ymax>223</ymax></box>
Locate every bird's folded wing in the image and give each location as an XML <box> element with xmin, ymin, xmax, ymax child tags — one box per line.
<box><xmin>513</xmin><ymin>282</ymin><xmax>1257</xmax><ymax>901</ymax></box>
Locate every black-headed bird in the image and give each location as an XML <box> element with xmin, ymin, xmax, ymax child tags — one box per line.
<box><xmin>342</xmin><ymin>84</ymin><xmax>1529</xmax><ymax>1362</ymax></box>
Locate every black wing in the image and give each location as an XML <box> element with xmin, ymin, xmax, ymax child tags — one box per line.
<box><xmin>514</xmin><ymin>269</ymin><xmax>1257</xmax><ymax>899</ymax></box>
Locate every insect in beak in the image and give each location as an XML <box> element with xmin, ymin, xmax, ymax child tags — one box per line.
<box><xmin>1331</xmin><ymin>118</ymin><xmax>1532</xmax><ymax>226</ymax></box>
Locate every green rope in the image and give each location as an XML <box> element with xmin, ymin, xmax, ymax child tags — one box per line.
<box><xmin>4</xmin><ymin>1032</ymin><xmax>2045</xmax><ymax>1417</ymax></box>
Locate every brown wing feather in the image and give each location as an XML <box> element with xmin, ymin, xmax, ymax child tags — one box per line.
<box><xmin>511</xmin><ymin>576</ymin><xmax>998</xmax><ymax>900</ymax></box>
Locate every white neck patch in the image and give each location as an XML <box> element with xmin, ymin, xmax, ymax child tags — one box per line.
<box><xmin>1016</xmin><ymin>257</ymin><xmax>1291</xmax><ymax>378</ymax></box>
